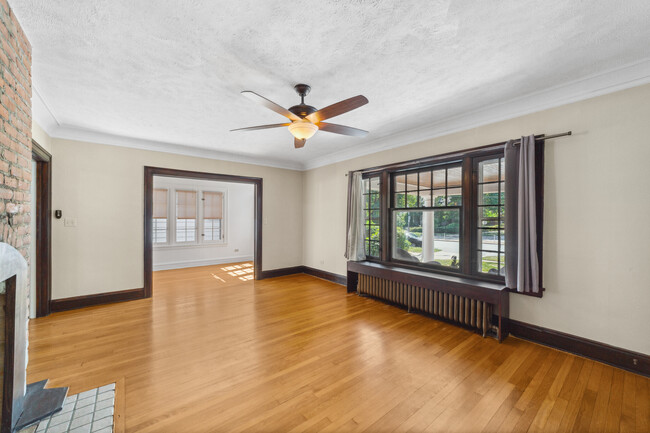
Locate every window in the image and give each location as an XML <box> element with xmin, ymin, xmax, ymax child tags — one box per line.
<box><xmin>153</xmin><ymin>186</ymin><xmax>228</xmax><ymax>247</ymax></box>
<box><xmin>176</xmin><ymin>190</ymin><xmax>197</xmax><ymax>243</ymax></box>
<box><xmin>203</xmin><ymin>191</ymin><xmax>224</xmax><ymax>242</ymax></box>
<box><xmin>476</xmin><ymin>157</ymin><xmax>505</xmax><ymax>276</ymax></box>
<box><xmin>152</xmin><ymin>188</ymin><xmax>168</xmax><ymax>244</ymax></box>
<box><xmin>392</xmin><ymin>164</ymin><xmax>462</xmax><ymax>268</ymax></box>
<box><xmin>348</xmin><ymin>139</ymin><xmax>544</xmax><ymax>285</ymax></box>
<box><xmin>362</xmin><ymin>176</ymin><xmax>381</xmax><ymax>257</ymax></box>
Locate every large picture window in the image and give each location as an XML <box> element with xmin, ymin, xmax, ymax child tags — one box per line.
<box><xmin>392</xmin><ymin>164</ymin><xmax>462</xmax><ymax>269</ymax></box>
<box><xmin>348</xmin><ymin>140</ymin><xmax>544</xmax><ymax>284</ymax></box>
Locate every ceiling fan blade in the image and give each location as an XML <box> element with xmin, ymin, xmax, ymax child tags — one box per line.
<box><xmin>230</xmin><ymin>123</ymin><xmax>290</xmax><ymax>132</ymax></box>
<box><xmin>241</xmin><ymin>91</ymin><xmax>301</xmax><ymax>121</ymax></box>
<box><xmin>317</xmin><ymin>122</ymin><xmax>368</xmax><ymax>137</ymax></box>
<box><xmin>294</xmin><ymin>137</ymin><xmax>306</xmax><ymax>149</ymax></box>
<box><xmin>306</xmin><ymin>95</ymin><xmax>368</xmax><ymax>123</ymax></box>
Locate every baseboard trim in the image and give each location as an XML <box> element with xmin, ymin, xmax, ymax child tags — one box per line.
<box><xmin>260</xmin><ymin>266</ymin><xmax>305</xmax><ymax>279</ymax></box>
<box><xmin>260</xmin><ymin>266</ymin><xmax>347</xmax><ymax>286</ymax></box>
<box><xmin>302</xmin><ymin>266</ymin><xmax>347</xmax><ymax>286</ymax></box>
<box><xmin>50</xmin><ymin>288</ymin><xmax>146</xmax><ymax>313</ymax></box>
<box><xmin>509</xmin><ymin>319</ymin><xmax>650</xmax><ymax>377</ymax></box>
<box><xmin>153</xmin><ymin>256</ymin><xmax>254</xmax><ymax>271</ymax></box>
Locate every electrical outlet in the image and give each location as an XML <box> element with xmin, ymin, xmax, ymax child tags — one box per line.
<box><xmin>234</xmin><ymin>248</ymin><xmax>239</xmax><ymax>252</ymax></box>
<box><xmin>64</xmin><ymin>217</ymin><xmax>77</xmax><ymax>227</ymax></box>
<box><xmin>319</xmin><ymin>260</ymin><xmax>325</xmax><ymax>265</ymax></box>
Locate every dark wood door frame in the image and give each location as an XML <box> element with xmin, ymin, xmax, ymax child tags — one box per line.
<box><xmin>32</xmin><ymin>140</ymin><xmax>52</xmax><ymax>318</ymax></box>
<box><xmin>143</xmin><ymin>167</ymin><xmax>263</xmax><ymax>298</ymax></box>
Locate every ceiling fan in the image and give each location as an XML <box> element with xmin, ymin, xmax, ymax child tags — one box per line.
<box><xmin>231</xmin><ymin>84</ymin><xmax>369</xmax><ymax>148</ymax></box>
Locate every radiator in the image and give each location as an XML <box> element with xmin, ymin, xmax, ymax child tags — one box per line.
<box><xmin>357</xmin><ymin>274</ymin><xmax>494</xmax><ymax>337</ymax></box>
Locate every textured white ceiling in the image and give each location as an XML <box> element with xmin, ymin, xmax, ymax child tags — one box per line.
<box><xmin>11</xmin><ymin>0</ymin><xmax>650</xmax><ymax>169</ymax></box>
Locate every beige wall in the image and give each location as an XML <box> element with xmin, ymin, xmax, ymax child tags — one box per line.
<box><xmin>303</xmin><ymin>84</ymin><xmax>650</xmax><ymax>355</ymax></box>
<box><xmin>32</xmin><ymin>121</ymin><xmax>53</xmax><ymax>155</ymax></box>
<box><xmin>50</xmin><ymin>138</ymin><xmax>303</xmax><ymax>299</ymax></box>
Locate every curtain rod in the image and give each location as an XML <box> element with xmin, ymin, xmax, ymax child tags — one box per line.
<box><xmin>345</xmin><ymin>131</ymin><xmax>572</xmax><ymax>176</ymax></box>
<box><xmin>512</xmin><ymin>131</ymin><xmax>572</xmax><ymax>145</ymax></box>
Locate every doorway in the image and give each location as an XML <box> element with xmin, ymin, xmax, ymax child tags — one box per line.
<box><xmin>30</xmin><ymin>140</ymin><xmax>52</xmax><ymax>318</ymax></box>
<box><xmin>143</xmin><ymin>167</ymin><xmax>262</xmax><ymax>298</ymax></box>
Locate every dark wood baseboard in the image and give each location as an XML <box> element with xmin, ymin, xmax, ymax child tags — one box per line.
<box><xmin>50</xmin><ymin>288</ymin><xmax>145</xmax><ymax>313</ymax></box>
<box><xmin>259</xmin><ymin>266</ymin><xmax>304</xmax><ymax>279</ymax></box>
<box><xmin>302</xmin><ymin>266</ymin><xmax>347</xmax><ymax>286</ymax></box>
<box><xmin>509</xmin><ymin>319</ymin><xmax>650</xmax><ymax>377</ymax></box>
<box><xmin>260</xmin><ymin>266</ymin><xmax>347</xmax><ymax>286</ymax></box>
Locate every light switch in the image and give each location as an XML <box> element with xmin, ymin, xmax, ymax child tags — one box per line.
<box><xmin>64</xmin><ymin>217</ymin><xmax>77</xmax><ymax>227</ymax></box>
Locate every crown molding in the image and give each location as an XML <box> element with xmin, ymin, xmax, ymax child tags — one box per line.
<box><xmin>32</xmin><ymin>85</ymin><xmax>60</xmax><ymax>132</ymax></box>
<box><xmin>35</xmin><ymin>122</ymin><xmax>304</xmax><ymax>171</ymax></box>
<box><xmin>32</xmin><ymin>91</ymin><xmax>303</xmax><ymax>171</ymax></box>
<box><xmin>302</xmin><ymin>57</ymin><xmax>650</xmax><ymax>170</ymax></box>
<box><xmin>33</xmin><ymin>57</ymin><xmax>650</xmax><ymax>172</ymax></box>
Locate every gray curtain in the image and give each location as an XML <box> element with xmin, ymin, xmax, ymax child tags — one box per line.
<box><xmin>344</xmin><ymin>172</ymin><xmax>367</xmax><ymax>261</ymax></box>
<box><xmin>504</xmin><ymin>135</ymin><xmax>540</xmax><ymax>294</ymax></box>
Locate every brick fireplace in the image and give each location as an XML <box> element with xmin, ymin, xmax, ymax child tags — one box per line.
<box><xmin>0</xmin><ymin>0</ymin><xmax>33</xmax><ymax>257</ymax></box>
<box><xmin>1</xmin><ymin>0</ymin><xmax>33</xmax><ymax>423</ymax></box>
<box><xmin>0</xmin><ymin>0</ymin><xmax>32</xmax><ymax>425</ymax></box>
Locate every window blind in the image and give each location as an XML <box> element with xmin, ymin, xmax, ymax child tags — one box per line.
<box><xmin>176</xmin><ymin>190</ymin><xmax>197</xmax><ymax>219</ymax></box>
<box><xmin>153</xmin><ymin>189</ymin><xmax>168</xmax><ymax>218</ymax></box>
<box><xmin>203</xmin><ymin>191</ymin><xmax>223</xmax><ymax>219</ymax></box>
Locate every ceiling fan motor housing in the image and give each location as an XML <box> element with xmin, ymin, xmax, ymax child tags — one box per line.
<box><xmin>288</xmin><ymin>104</ymin><xmax>317</xmax><ymax>118</ymax></box>
<box><xmin>290</xmin><ymin>84</ymin><xmax>316</xmax><ymax>118</ymax></box>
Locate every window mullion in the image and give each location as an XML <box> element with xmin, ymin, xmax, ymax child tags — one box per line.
<box><xmin>380</xmin><ymin>171</ymin><xmax>390</xmax><ymax>261</ymax></box>
<box><xmin>460</xmin><ymin>157</ymin><xmax>473</xmax><ymax>275</ymax></box>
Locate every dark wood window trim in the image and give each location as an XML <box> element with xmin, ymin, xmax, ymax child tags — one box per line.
<box><xmin>32</xmin><ymin>140</ymin><xmax>52</xmax><ymax>317</ymax></box>
<box><xmin>471</xmin><ymin>154</ymin><xmax>507</xmax><ymax>284</ymax></box>
<box><xmin>348</xmin><ymin>138</ymin><xmax>545</xmax><ymax>296</ymax></box>
<box><xmin>144</xmin><ymin>167</ymin><xmax>263</xmax><ymax>298</ymax></box>
<box><xmin>361</xmin><ymin>173</ymin><xmax>381</xmax><ymax>259</ymax></box>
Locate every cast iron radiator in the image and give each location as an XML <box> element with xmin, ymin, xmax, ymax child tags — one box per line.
<box><xmin>357</xmin><ymin>274</ymin><xmax>494</xmax><ymax>337</ymax></box>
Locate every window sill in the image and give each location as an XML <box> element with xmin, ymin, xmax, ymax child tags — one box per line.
<box><xmin>348</xmin><ymin>260</ymin><xmax>506</xmax><ymax>298</ymax></box>
<box><xmin>356</xmin><ymin>260</ymin><xmax>543</xmax><ymax>298</ymax></box>
<box><xmin>367</xmin><ymin>258</ymin><xmax>505</xmax><ymax>285</ymax></box>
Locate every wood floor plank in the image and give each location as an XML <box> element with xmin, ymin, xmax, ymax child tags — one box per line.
<box><xmin>25</xmin><ymin>264</ymin><xmax>650</xmax><ymax>432</ymax></box>
<box><xmin>604</xmin><ymin>368</ymin><xmax>626</xmax><ymax>433</ymax></box>
<box><xmin>526</xmin><ymin>353</ymin><xmax>574</xmax><ymax>432</ymax></box>
<box><xmin>636</xmin><ymin>375</ymin><xmax>650</xmax><ymax>433</ymax></box>
<box><xmin>621</xmin><ymin>371</ymin><xmax>637</xmax><ymax>433</ymax></box>
<box><xmin>588</xmin><ymin>365</ymin><xmax>614</xmax><ymax>432</ymax></box>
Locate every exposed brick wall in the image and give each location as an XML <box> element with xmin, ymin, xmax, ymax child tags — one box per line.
<box><xmin>0</xmin><ymin>0</ymin><xmax>32</xmax><ymax>259</ymax></box>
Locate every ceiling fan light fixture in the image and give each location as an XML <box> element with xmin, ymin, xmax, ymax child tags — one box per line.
<box><xmin>288</xmin><ymin>119</ymin><xmax>318</xmax><ymax>140</ymax></box>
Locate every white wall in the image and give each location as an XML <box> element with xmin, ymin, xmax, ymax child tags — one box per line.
<box><xmin>152</xmin><ymin>177</ymin><xmax>254</xmax><ymax>270</ymax></box>
<box><xmin>50</xmin><ymin>138</ymin><xmax>303</xmax><ymax>300</ymax></box>
<box><xmin>302</xmin><ymin>83</ymin><xmax>650</xmax><ymax>356</ymax></box>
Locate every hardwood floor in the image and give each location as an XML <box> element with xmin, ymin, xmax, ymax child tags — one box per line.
<box><xmin>28</xmin><ymin>263</ymin><xmax>649</xmax><ymax>432</ymax></box>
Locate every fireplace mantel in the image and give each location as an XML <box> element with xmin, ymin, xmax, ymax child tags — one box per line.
<box><xmin>0</xmin><ymin>242</ymin><xmax>29</xmax><ymax>431</ymax></box>
<box><xmin>0</xmin><ymin>243</ymin><xmax>67</xmax><ymax>432</ymax></box>
<box><xmin>0</xmin><ymin>242</ymin><xmax>28</xmax><ymax>291</ymax></box>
